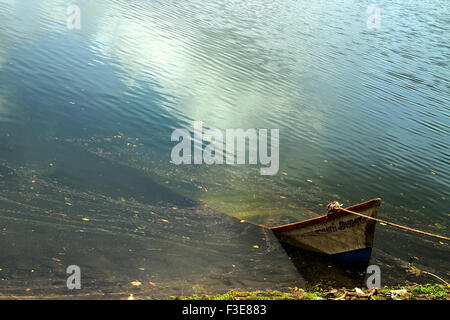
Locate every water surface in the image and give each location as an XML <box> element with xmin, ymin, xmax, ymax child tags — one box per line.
<box><xmin>0</xmin><ymin>0</ymin><xmax>448</xmax><ymax>298</ymax></box>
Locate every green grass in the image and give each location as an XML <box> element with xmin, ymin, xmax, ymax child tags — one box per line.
<box><xmin>176</xmin><ymin>284</ymin><xmax>449</xmax><ymax>300</ymax></box>
<box><xmin>412</xmin><ymin>284</ymin><xmax>447</xmax><ymax>299</ymax></box>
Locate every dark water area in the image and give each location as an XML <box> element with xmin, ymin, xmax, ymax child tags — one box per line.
<box><xmin>0</xmin><ymin>0</ymin><xmax>448</xmax><ymax>298</ymax></box>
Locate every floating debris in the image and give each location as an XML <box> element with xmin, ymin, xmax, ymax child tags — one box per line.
<box><xmin>435</xmin><ymin>223</ymin><xmax>445</xmax><ymax>230</ymax></box>
<box><xmin>131</xmin><ymin>281</ymin><xmax>142</xmax><ymax>287</ymax></box>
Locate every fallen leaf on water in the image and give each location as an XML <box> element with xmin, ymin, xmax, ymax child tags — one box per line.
<box><xmin>82</xmin><ymin>218</ymin><xmax>90</xmax><ymax>221</ymax></box>
<box><xmin>253</xmin><ymin>245</ymin><xmax>259</xmax><ymax>249</ymax></box>
<box><xmin>149</xmin><ymin>282</ymin><xmax>156</xmax><ymax>286</ymax></box>
<box><xmin>279</xmin><ymin>196</ymin><xmax>286</xmax><ymax>199</ymax></box>
<box><xmin>51</xmin><ymin>258</ymin><xmax>61</xmax><ymax>262</ymax></box>
<box><xmin>161</xmin><ymin>219</ymin><xmax>169</xmax><ymax>223</ymax></box>
<box><xmin>240</xmin><ymin>220</ymin><xmax>245</xmax><ymax>223</ymax></box>
<box><xmin>131</xmin><ymin>281</ymin><xmax>142</xmax><ymax>287</ymax></box>
<box><xmin>307</xmin><ymin>210</ymin><xmax>319</xmax><ymax>216</ymax></box>
<box><xmin>306</xmin><ymin>179</ymin><xmax>312</xmax><ymax>183</ymax></box>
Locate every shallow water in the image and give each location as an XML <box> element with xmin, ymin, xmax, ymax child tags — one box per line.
<box><xmin>0</xmin><ymin>0</ymin><xmax>448</xmax><ymax>298</ymax></box>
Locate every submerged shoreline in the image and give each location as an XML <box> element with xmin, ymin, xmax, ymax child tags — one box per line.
<box><xmin>2</xmin><ymin>283</ymin><xmax>446</xmax><ymax>300</ymax></box>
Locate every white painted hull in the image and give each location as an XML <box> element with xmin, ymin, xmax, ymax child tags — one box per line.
<box><xmin>271</xmin><ymin>199</ymin><xmax>381</xmax><ymax>259</ymax></box>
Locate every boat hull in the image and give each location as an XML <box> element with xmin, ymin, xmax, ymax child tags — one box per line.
<box><xmin>270</xmin><ymin>199</ymin><xmax>381</xmax><ymax>263</ymax></box>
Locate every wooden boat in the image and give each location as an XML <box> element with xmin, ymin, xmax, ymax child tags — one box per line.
<box><xmin>270</xmin><ymin>199</ymin><xmax>382</xmax><ymax>263</ymax></box>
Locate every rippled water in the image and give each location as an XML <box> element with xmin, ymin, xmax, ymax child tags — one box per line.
<box><xmin>0</xmin><ymin>0</ymin><xmax>448</xmax><ymax>298</ymax></box>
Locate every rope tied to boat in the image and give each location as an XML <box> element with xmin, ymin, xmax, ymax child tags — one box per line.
<box><xmin>326</xmin><ymin>201</ymin><xmax>342</xmax><ymax>213</ymax></box>
<box><xmin>326</xmin><ymin>201</ymin><xmax>450</xmax><ymax>242</ymax></box>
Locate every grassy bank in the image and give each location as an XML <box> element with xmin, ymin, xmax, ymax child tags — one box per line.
<box><xmin>175</xmin><ymin>283</ymin><xmax>449</xmax><ymax>300</ymax></box>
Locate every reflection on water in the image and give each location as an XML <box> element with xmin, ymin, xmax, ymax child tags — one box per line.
<box><xmin>0</xmin><ymin>0</ymin><xmax>448</xmax><ymax>297</ymax></box>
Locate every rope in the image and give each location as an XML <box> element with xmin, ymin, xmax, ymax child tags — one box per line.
<box><xmin>326</xmin><ymin>201</ymin><xmax>450</xmax><ymax>242</ymax></box>
<box><xmin>422</xmin><ymin>271</ymin><xmax>449</xmax><ymax>287</ymax></box>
